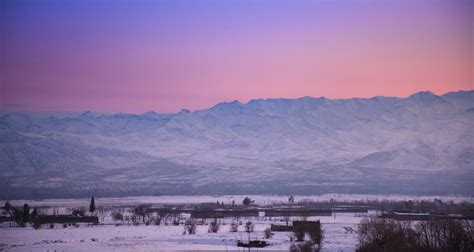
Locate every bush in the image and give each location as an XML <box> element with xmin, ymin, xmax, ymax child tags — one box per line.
<box><xmin>12</xmin><ymin>209</ymin><xmax>23</xmax><ymax>226</ymax></box>
<box><xmin>208</xmin><ymin>217</ymin><xmax>220</xmax><ymax>233</ymax></box>
<box><xmin>31</xmin><ymin>208</ymin><xmax>38</xmax><ymax>219</ymax></box>
<box><xmin>72</xmin><ymin>207</ymin><xmax>86</xmax><ymax>217</ymax></box>
<box><xmin>264</xmin><ymin>227</ymin><xmax>273</xmax><ymax>239</ymax></box>
<box><xmin>33</xmin><ymin>222</ymin><xmax>42</xmax><ymax>229</ymax></box>
<box><xmin>229</xmin><ymin>221</ymin><xmax>239</xmax><ymax>232</ymax></box>
<box><xmin>131</xmin><ymin>215</ymin><xmax>140</xmax><ymax>225</ymax></box>
<box><xmin>245</xmin><ymin>221</ymin><xmax>254</xmax><ymax>233</ymax></box>
<box><xmin>111</xmin><ymin>211</ymin><xmax>124</xmax><ymax>223</ymax></box>
<box><xmin>243</xmin><ymin>197</ymin><xmax>253</xmax><ymax>206</ymax></box>
<box><xmin>22</xmin><ymin>204</ymin><xmax>30</xmax><ymax>224</ymax></box>
<box><xmin>184</xmin><ymin>219</ymin><xmax>197</xmax><ymax>234</ymax></box>
<box><xmin>155</xmin><ymin>216</ymin><xmax>162</xmax><ymax>226</ymax></box>
<box><xmin>134</xmin><ymin>205</ymin><xmax>151</xmax><ymax>223</ymax></box>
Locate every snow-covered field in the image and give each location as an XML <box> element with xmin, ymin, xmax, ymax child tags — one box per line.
<box><xmin>1</xmin><ymin>194</ymin><xmax>472</xmax><ymax>251</ymax></box>
<box><xmin>0</xmin><ymin>213</ymin><xmax>363</xmax><ymax>251</ymax></box>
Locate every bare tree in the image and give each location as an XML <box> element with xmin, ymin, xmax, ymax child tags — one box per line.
<box><xmin>134</xmin><ymin>205</ymin><xmax>150</xmax><ymax>223</ymax></box>
<box><xmin>358</xmin><ymin>218</ymin><xmax>474</xmax><ymax>252</ymax></box>
<box><xmin>243</xmin><ymin>197</ymin><xmax>254</xmax><ymax>206</ymax></box>
<box><xmin>112</xmin><ymin>211</ymin><xmax>124</xmax><ymax>223</ymax></box>
<box><xmin>245</xmin><ymin>221</ymin><xmax>254</xmax><ymax>233</ymax></box>
<box><xmin>72</xmin><ymin>207</ymin><xmax>86</xmax><ymax>217</ymax></box>
<box><xmin>289</xmin><ymin>196</ymin><xmax>295</xmax><ymax>204</ymax></box>
<box><xmin>154</xmin><ymin>213</ymin><xmax>162</xmax><ymax>226</ymax></box>
<box><xmin>284</xmin><ymin>210</ymin><xmax>291</xmax><ymax>226</ymax></box>
<box><xmin>356</xmin><ymin>217</ymin><xmax>419</xmax><ymax>252</ymax></box>
<box><xmin>229</xmin><ymin>221</ymin><xmax>239</xmax><ymax>232</ymax></box>
<box><xmin>414</xmin><ymin>219</ymin><xmax>473</xmax><ymax>252</ymax></box>
<box><xmin>264</xmin><ymin>227</ymin><xmax>273</xmax><ymax>239</ymax></box>
<box><xmin>184</xmin><ymin>219</ymin><xmax>197</xmax><ymax>234</ymax></box>
<box><xmin>208</xmin><ymin>217</ymin><xmax>220</xmax><ymax>233</ymax></box>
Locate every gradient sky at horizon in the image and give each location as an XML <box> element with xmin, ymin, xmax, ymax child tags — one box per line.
<box><xmin>1</xmin><ymin>0</ymin><xmax>473</xmax><ymax>113</ymax></box>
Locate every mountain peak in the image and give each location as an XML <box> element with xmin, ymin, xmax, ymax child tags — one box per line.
<box><xmin>442</xmin><ymin>90</ymin><xmax>474</xmax><ymax>99</ymax></box>
<box><xmin>79</xmin><ymin>111</ymin><xmax>99</xmax><ymax>119</ymax></box>
<box><xmin>212</xmin><ymin>100</ymin><xmax>242</xmax><ymax>109</ymax></box>
<box><xmin>227</xmin><ymin>100</ymin><xmax>242</xmax><ymax>105</ymax></box>
<box><xmin>143</xmin><ymin>111</ymin><xmax>157</xmax><ymax>116</ymax></box>
<box><xmin>0</xmin><ymin>113</ymin><xmax>33</xmax><ymax>130</ymax></box>
<box><xmin>209</xmin><ymin>100</ymin><xmax>244</xmax><ymax>115</ymax></box>
<box><xmin>178</xmin><ymin>109</ymin><xmax>191</xmax><ymax>114</ymax></box>
<box><xmin>407</xmin><ymin>91</ymin><xmax>447</xmax><ymax>104</ymax></box>
<box><xmin>409</xmin><ymin>91</ymin><xmax>436</xmax><ymax>98</ymax></box>
<box><xmin>298</xmin><ymin>96</ymin><xmax>329</xmax><ymax>103</ymax></box>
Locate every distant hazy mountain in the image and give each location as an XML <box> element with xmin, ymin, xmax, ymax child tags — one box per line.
<box><xmin>1</xmin><ymin>90</ymin><xmax>473</xmax><ymax>198</ymax></box>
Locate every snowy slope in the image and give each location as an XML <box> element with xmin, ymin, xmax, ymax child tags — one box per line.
<box><xmin>1</xmin><ymin>91</ymin><xmax>473</xmax><ymax>198</ymax></box>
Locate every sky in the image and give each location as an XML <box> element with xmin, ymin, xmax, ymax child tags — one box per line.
<box><xmin>1</xmin><ymin>0</ymin><xmax>473</xmax><ymax>113</ymax></box>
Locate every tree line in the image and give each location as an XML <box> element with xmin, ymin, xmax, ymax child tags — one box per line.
<box><xmin>357</xmin><ymin>217</ymin><xmax>473</xmax><ymax>252</ymax></box>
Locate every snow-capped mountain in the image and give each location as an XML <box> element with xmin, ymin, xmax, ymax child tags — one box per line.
<box><xmin>1</xmin><ymin>90</ymin><xmax>473</xmax><ymax>198</ymax></box>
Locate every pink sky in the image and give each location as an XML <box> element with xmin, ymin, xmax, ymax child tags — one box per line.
<box><xmin>1</xmin><ymin>0</ymin><xmax>473</xmax><ymax>113</ymax></box>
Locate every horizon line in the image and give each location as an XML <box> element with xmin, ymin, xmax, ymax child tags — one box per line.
<box><xmin>1</xmin><ymin>89</ymin><xmax>472</xmax><ymax>115</ymax></box>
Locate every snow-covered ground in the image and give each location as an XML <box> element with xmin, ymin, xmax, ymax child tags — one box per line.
<box><xmin>1</xmin><ymin>194</ymin><xmax>472</xmax><ymax>251</ymax></box>
<box><xmin>0</xmin><ymin>213</ymin><xmax>363</xmax><ymax>251</ymax></box>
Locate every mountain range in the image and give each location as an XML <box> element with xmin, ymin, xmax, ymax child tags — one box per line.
<box><xmin>1</xmin><ymin>90</ymin><xmax>473</xmax><ymax>198</ymax></box>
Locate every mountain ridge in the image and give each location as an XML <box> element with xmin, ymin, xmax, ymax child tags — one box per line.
<box><xmin>1</xmin><ymin>90</ymin><xmax>473</xmax><ymax>198</ymax></box>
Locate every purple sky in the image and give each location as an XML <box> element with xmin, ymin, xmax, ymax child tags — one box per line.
<box><xmin>1</xmin><ymin>0</ymin><xmax>473</xmax><ymax>113</ymax></box>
